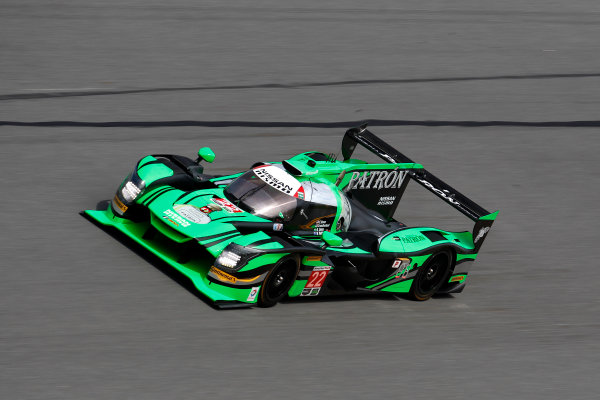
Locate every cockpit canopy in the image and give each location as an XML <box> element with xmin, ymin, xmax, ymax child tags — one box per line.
<box><xmin>224</xmin><ymin>165</ymin><xmax>304</xmax><ymax>222</ymax></box>
<box><xmin>224</xmin><ymin>165</ymin><xmax>351</xmax><ymax>234</ymax></box>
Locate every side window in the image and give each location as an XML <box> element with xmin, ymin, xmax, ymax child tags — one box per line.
<box><xmin>289</xmin><ymin>202</ymin><xmax>337</xmax><ymax>236</ymax></box>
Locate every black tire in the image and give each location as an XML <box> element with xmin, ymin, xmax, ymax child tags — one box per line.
<box><xmin>258</xmin><ymin>257</ymin><xmax>299</xmax><ymax>308</ymax></box>
<box><xmin>409</xmin><ymin>250</ymin><xmax>453</xmax><ymax>301</ymax></box>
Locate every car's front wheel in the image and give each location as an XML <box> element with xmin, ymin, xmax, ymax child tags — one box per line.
<box><xmin>409</xmin><ymin>250</ymin><xmax>452</xmax><ymax>301</ymax></box>
<box><xmin>258</xmin><ymin>257</ymin><xmax>299</xmax><ymax>307</ymax></box>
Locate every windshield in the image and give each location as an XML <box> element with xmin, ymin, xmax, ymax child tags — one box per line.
<box><xmin>224</xmin><ymin>168</ymin><xmax>299</xmax><ymax>221</ymax></box>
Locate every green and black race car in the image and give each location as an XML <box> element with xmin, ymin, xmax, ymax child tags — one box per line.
<box><xmin>85</xmin><ymin>125</ymin><xmax>498</xmax><ymax>308</ymax></box>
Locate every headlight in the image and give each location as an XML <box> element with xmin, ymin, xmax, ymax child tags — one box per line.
<box><xmin>216</xmin><ymin>250</ymin><xmax>242</xmax><ymax>269</ymax></box>
<box><xmin>121</xmin><ymin>181</ymin><xmax>142</xmax><ymax>202</ymax></box>
<box><xmin>112</xmin><ymin>170</ymin><xmax>146</xmax><ymax>215</ymax></box>
<box><xmin>213</xmin><ymin>243</ymin><xmax>261</xmax><ymax>272</ymax></box>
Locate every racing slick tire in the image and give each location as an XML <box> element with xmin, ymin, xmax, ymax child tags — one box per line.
<box><xmin>409</xmin><ymin>249</ymin><xmax>453</xmax><ymax>301</ymax></box>
<box><xmin>258</xmin><ymin>256</ymin><xmax>300</xmax><ymax>308</ymax></box>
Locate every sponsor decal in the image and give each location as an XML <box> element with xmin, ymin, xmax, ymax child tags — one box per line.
<box><xmin>209</xmin><ymin>266</ymin><xmax>262</xmax><ymax>285</ymax></box>
<box><xmin>450</xmin><ymin>275</ymin><xmax>466</xmax><ymax>283</ymax></box>
<box><xmin>402</xmin><ymin>235</ymin><xmax>425</xmax><ymax>243</ymax></box>
<box><xmin>210</xmin><ymin>266</ymin><xmax>236</xmax><ymax>283</ymax></box>
<box><xmin>173</xmin><ymin>204</ymin><xmax>211</xmax><ymax>224</ymax></box>
<box><xmin>163</xmin><ymin>209</ymin><xmax>190</xmax><ymax>227</ymax></box>
<box><xmin>377</xmin><ymin>196</ymin><xmax>396</xmax><ymax>206</ymax></box>
<box><xmin>392</xmin><ymin>258</ymin><xmax>411</xmax><ymax>279</ymax></box>
<box><xmin>474</xmin><ymin>226</ymin><xmax>490</xmax><ymax>243</ymax></box>
<box><xmin>199</xmin><ymin>203</ymin><xmax>222</xmax><ymax>214</ymax></box>
<box><xmin>301</xmin><ymin>266</ymin><xmax>331</xmax><ymax>297</ymax></box>
<box><xmin>272</xmin><ymin>223</ymin><xmax>284</xmax><ymax>231</ymax></box>
<box><xmin>299</xmin><ymin>214</ymin><xmax>335</xmax><ymax>233</ymax></box>
<box><xmin>392</xmin><ymin>235</ymin><xmax>425</xmax><ymax>243</ymax></box>
<box><xmin>212</xmin><ymin>198</ymin><xmax>243</xmax><ymax>213</ymax></box>
<box><xmin>301</xmin><ymin>288</ymin><xmax>321</xmax><ymax>296</ymax></box>
<box><xmin>253</xmin><ymin>165</ymin><xmax>302</xmax><ymax>196</ymax></box>
<box><xmin>397</xmin><ymin>265</ymin><xmax>411</xmax><ymax>279</ymax></box>
<box><xmin>345</xmin><ymin>169</ymin><xmax>407</xmax><ymax>192</ymax></box>
<box><xmin>416</xmin><ymin>177</ymin><xmax>460</xmax><ymax>206</ymax></box>
<box><xmin>314</xmin><ymin>219</ymin><xmax>331</xmax><ymax>235</ymax></box>
<box><xmin>247</xmin><ymin>286</ymin><xmax>259</xmax><ymax>302</ymax></box>
<box><xmin>112</xmin><ymin>195</ymin><xmax>128</xmax><ymax>213</ymax></box>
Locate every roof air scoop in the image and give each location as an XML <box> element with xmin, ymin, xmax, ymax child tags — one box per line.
<box><xmin>282</xmin><ymin>160</ymin><xmax>302</xmax><ymax>175</ymax></box>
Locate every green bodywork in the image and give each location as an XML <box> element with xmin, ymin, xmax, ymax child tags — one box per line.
<box><xmin>86</xmin><ymin>131</ymin><xmax>497</xmax><ymax>308</ymax></box>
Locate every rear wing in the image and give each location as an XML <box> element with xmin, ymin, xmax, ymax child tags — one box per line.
<box><xmin>341</xmin><ymin>124</ymin><xmax>498</xmax><ymax>252</ymax></box>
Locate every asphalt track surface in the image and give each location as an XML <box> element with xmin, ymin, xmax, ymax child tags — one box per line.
<box><xmin>2</xmin><ymin>1</ymin><xmax>599</xmax><ymax>399</ymax></box>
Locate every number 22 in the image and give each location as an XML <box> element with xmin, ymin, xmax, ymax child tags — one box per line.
<box><xmin>306</xmin><ymin>270</ymin><xmax>329</xmax><ymax>288</ymax></box>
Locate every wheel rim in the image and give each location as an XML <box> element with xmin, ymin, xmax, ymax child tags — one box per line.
<box><xmin>417</xmin><ymin>254</ymin><xmax>448</xmax><ymax>294</ymax></box>
<box><xmin>265</xmin><ymin>263</ymin><xmax>294</xmax><ymax>301</ymax></box>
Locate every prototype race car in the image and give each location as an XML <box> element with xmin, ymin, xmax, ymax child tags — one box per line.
<box><xmin>85</xmin><ymin>125</ymin><xmax>498</xmax><ymax>308</ymax></box>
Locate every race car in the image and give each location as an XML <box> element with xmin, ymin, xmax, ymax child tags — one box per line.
<box><xmin>84</xmin><ymin>124</ymin><xmax>498</xmax><ymax>308</ymax></box>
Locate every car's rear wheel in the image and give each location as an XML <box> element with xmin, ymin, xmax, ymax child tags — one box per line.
<box><xmin>258</xmin><ymin>257</ymin><xmax>299</xmax><ymax>307</ymax></box>
<box><xmin>409</xmin><ymin>250</ymin><xmax>452</xmax><ymax>301</ymax></box>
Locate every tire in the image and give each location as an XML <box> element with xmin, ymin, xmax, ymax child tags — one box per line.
<box><xmin>258</xmin><ymin>257</ymin><xmax>299</xmax><ymax>307</ymax></box>
<box><xmin>409</xmin><ymin>250</ymin><xmax>453</xmax><ymax>301</ymax></box>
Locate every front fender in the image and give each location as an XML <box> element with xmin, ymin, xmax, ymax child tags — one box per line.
<box><xmin>136</xmin><ymin>155</ymin><xmax>175</xmax><ymax>185</ymax></box>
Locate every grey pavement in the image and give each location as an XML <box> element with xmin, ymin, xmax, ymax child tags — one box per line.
<box><xmin>1</xmin><ymin>1</ymin><xmax>599</xmax><ymax>399</ymax></box>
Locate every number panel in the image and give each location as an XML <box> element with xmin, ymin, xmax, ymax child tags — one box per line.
<box><xmin>301</xmin><ymin>266</ymin><xmax>331</xmax><ymax>296</ymax></box>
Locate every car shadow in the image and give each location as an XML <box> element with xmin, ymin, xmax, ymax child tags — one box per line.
<box><xmin>281</xmin><ymin>291</ymin><xmax>454</xmax><ymax>305</ymax></box>
<box><xmin>280</xmin><ymin>292</ymin><xmax>403</xmax><ymax>305</ymax></box>
<box><xmin>81</xmin><ymin>207</ymin><xmax>225</xmax><ymax>311</ymax></box>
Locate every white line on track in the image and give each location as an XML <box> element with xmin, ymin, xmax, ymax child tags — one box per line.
<box><xmin>22</xmin><ymin>88</ymin><xmax>113</xmax><ymax>91</ymax></box>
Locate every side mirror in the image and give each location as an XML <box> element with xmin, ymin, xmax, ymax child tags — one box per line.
<box><xmin>197</xmin><ymin>147</ymin><xmax>215</xmax><ymax>163</ymax></box>
<box><xmin>322</xmin><ymin>231</ymin><xmax>343</xmax><ymax>247</ymax></box>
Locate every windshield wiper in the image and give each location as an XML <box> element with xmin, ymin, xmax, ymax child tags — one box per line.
<box><xmin>237</xmin><ymin>184</ymin><xmax>265</xmax><ymax>205</ymax></box>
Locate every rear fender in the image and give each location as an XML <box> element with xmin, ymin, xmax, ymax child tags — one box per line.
<box><xmin>378</xmin><ymin>228</ymin><xmax>474</xmax><ymax>256</ymax></box>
